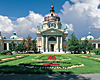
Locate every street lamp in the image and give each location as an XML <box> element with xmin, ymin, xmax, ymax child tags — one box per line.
<box><xmin>38</xmin><ymin>46</ymin><xmax>41</xmax><ymax>53</ymax></box>
<box><xmin>64</xmin><ymin>46</ymin><xmax>66</xmax><ymax>53</ymax></box>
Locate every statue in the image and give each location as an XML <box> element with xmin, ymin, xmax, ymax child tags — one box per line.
<box><xmin>37</xmin><ymin>26</ymin><xmax>40</xmax><ymax>30</ymax></box>
<box><xmin>41</xmin><ymin>25</ymin><xmax>43</xmax><ymax>28</ymax></box>
<box><xmin>64</xmin><ymin>26</ymin><xmax>68</xmax><ymax>30</ymax></box>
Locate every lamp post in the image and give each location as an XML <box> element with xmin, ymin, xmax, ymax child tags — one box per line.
<box><xmin>38</xmin><ymin>46</ymin><xmax>41</xmax><ymax>53</ymax></box>
<box><xmin>64</xmin><ymin>46</ymin><xmax>66</xmax><ymax>53</ymax></box>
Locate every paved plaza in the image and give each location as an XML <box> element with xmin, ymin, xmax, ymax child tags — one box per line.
<box><xmin>0</xmin><ymin>74</ymin><xmax>100</xmax><ymax>80</ymax></box>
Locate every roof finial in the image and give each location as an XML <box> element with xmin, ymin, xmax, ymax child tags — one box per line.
<box><xmin>50</xmin><ymin>1</ymin><xmax>55</xmax><ymax>12</ymax></box>
<box><xmin>52</xmin><ymin>1</ymin><xmax>53</xmax><ymax>5</ymax></box>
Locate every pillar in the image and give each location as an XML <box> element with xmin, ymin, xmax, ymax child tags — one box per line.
<box><xmin>60</xmin><ymin>35</ymin><xmax>63</xmax><ymax>52</ymax></box>
<box><xmin>7</xmin><ymin>43</ymin><xmax>9</xmax><ymax>50</ymax></box>
<box><xmin>57</xmin><ymin>35</ymin><xmax>59</xmax><ymax>52</ymax></box>
<box><xmin>42</xmin><ymin>35</ymin><xmax>44</xmax><ymax>52</ymax></box>
<box><xmin>96</xmin><ymin>43</ymin><xmax>98</xmax><ymax>49</ymax></box>
<box><xmin>46</xmin><ymin>35</ymin><xmax>48</xmax><ymax>52</ymax></box>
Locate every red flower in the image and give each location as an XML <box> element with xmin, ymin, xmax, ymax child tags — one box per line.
<box><xmin>47</xmin><ymin>56</ymin><xmax>52</xmax><ymax>59</ymax></box>
<box><xmin>64</xmin><ymin>46</ymin><xmax>66</xmax><ymax>48</ymax></box>
<box><xmin>52</xmin><ymin>56</ymin><xmax>56</xmax><ymax>59</ymax></box>
<box><xmin>47</xmin><ymin>56</ymin><xmax>56</xmax><ymax>59</ymax></box>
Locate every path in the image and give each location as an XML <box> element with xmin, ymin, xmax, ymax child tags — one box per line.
<box><xmin>0</xmin><ymin>74</ymin><xmax>100</xmax><ymax>80</ymax></box>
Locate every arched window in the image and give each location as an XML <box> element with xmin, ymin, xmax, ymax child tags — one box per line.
<box><xmin>51</xmin><ymin>24</ymin><xmax>53</xmax><ymax>26</ymax></box>
<box><xmin>48</xmin><ymin>37</ymin><xmax>56</xmax><ymax>41</ymax></box>
<box><xmin>54</xmin><ymin>24</ymin><xmax>56</xmax><ymax>28</ymax></box>
<box><xmin>48</xmin><ymin>24</ymin><xmax>50</xmax><ymax>28</ymax></box>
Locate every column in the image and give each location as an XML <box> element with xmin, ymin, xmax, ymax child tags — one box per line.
<box><xmin>57</xmin><ymin>35</ymin><xmax>59</xmax><ymax>52</ymax></box>
<box><xmin>7</xmin><ymin>43</ymin><xmax>9</xmax><ymax>50</ymax></box>
<box><xmin>46</xmin><ymin>35</ymin><xmax>48</xmax><ymax>52</ymax></box>
<box><xmin>42</xmin><ymin>35</ymin><xmax>44</xmax><ymax>52</ymax></box>
<box><xmin>60</xmin><ymin>35</ymin><xmax>63</xmax><ymax>52</ymax></box>
<box><xmin>96</xmin><ymin>43</ymin><xmax>98</xmax><ymax>49</ymax></box>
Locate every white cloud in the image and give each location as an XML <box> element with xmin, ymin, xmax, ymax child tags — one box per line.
<box><xmin>0</xmin><ymin>15</ymin><xmax>13</xmax><ymax>32</ymax></box>
<box><xmin>14</xmin><ymin>11</ymin><xmax>44</xmax><ymax>37</ymax></box>
<box><xmin>0</xmin><ymin>11</ymin><xmax>44</xmax><ymax>38</ymax></box>
<box><xmin>0</xmin><ymin>0</ymin><xmax>100</xmax><ymax>39</ymax></box>
<box><xmin>64</xmin><ymin>23</ymin><xmax>74</xmax><ymax>31</ymax></box>
<box><xmin>59</xmin><ymin>0</ymin><xmax>100</xmax><ymax>38</ymax></box>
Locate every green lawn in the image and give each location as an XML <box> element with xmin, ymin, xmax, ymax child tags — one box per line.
<box><xmin>0</xmin><ymin>55</ymin><xmax>16</xmax><ymax>59</ymax></box>
<box><xmin>35</xmin><ymin>54</ymin><xmax>69</xmax><ymax>60</ymax></box>
<box><xmin>0</xmin><ymin>54</ymin><xmax>100</xmax><ymax>74</ymax></box>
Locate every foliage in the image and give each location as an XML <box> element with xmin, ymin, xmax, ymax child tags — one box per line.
<box><xmin>15</xmin><ymin>39</ymin><xmax>26</xmax><ymax>52</ymax></box>
<box><xmin>0</xmin><ymin>50</ymin><xmax>12</xmax><ymax>55</ymax></box>
<box><xmin>91</xmin><ymin>48</ymin><xmax>100</xmax><ymax>55</ymax></box>
<box><xmin>67</xmin><ymin>33</ymin><xmax>93</xmax><ymax>54</ymax></box>
<box><xmin>81</xmin><ymin>39</ymin><xmax>93</xmax><ymax>54</ymax></box>
<box><xmin>24</xmin><ymin>36</ymin><xmax>37</xmax><ymax>51</ymax></box>
<box><xmin>9</xmin><ymin>41</ymin><xmax>16</xmax><ymax>51</ymax></box>
<box><xmin>9</xmin><ymin>36</ymin><xmax>37</xmax><ymax>52</ymax></box>
<box><xmin>31</xmin><ymin>38</ymin><xmax>37</xmax><ymax>51</ymax></box>
<box><xmin>67</xmin><ymin>33</ymin><xmax>81</xmax><ymax>54</ymax></box>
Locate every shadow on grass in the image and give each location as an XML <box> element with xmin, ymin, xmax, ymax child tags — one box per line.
<box><xmin>0</xmin><ymin>65</ymin><xmax>92</xmax><ymax>80</ymax></box>
<box><xmin>0</xmin><ymin>65</ymin><xmax>53</xmax><ymax>74</ymax></box>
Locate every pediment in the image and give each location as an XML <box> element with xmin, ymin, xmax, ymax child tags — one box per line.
<box><xmin>42</xmin><ymin>28</ymin><xmax>62</xmax><ymax>34</ymax></box>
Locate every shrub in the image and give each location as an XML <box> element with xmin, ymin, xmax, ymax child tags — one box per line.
<box><xmin>0</xmin><ymin>50</ymin><xmax>12</xmax><ymax>55</ymax></box>
<box><xmin>91</xmin><ymin>48</ymin><xmax>100</xmax><ymax>55</ymax></box>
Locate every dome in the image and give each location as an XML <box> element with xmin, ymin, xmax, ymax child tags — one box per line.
<box><xmin>44</xmin><ymin>3</ymin><xmax>60</xmax><ymax>21</ymax></box>
<box><xmin>87</xmin><ymin>32</ymin><xmax>94</xmax><ymax>40</ymax></box>
<box><xmin>10</xmin><ymin>32</ymin><xmax>18</xmax><ymax>39</ymax></box>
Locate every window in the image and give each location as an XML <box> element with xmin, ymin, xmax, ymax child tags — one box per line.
<box><xmin>38</xmin><ymin>38</ymin><xmax>41</xmax><ymax>41</ymax></box>
<box><xmin>48</xmin><ymin>23</ymin><xmax>56</xmax><ymax>28</ymax></box>
<box><xmin>51</xmin><ymin>14</ymin><xmax>53</xmax><ymax>16</ymax></box>
<box><xmin>48</xmin><ymin>37</ymin><xmax>56</xmax><ymax>41</ymax></box>
<box><xmin>54</xmin><ymin>24</ymin><xmax>56</xmax><ymax>28</ymax></box>
<box><xmin>51</xmin><ymin>24</ymin><xmax>53</xmax><ymax>27</ymax></box>
<box><xmin>48</xmin><ymin>24</ymin><xmax>50</xmax><ymax>28</ymax></box>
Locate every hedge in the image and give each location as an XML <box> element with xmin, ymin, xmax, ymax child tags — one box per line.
<box><xmin>0</xmin><ymin>50</ymin><xmax>12</xmax><ymax>55</ymax></box>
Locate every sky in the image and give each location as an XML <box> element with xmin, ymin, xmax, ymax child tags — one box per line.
<box><xmin>0</xmin><ymin>0</ymin><xmax>100</xmax><ymax>39</ymax></box>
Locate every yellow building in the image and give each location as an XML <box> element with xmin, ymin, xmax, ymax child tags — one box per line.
<box><xmin>36</xmin><ymin>3</ymin><xmax>68</xmax><ymax>53</ymax></box>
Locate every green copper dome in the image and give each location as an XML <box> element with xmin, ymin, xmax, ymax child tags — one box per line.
<box><xmin>87</xmin><ymin>32</ymin><xmax>94</xmax><ymax>40</ymax></box>
<box><xmin>10</xmin><ymin>32</ymin><xmax>18</xmax><ymax>39</ymax></box>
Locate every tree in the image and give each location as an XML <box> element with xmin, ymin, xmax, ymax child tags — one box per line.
<box><xmin>86</xmin><ymin>42</ymin><xmax>94</xmax><ymax>54</ymax></box>
<box><xmin>67</xmin><ymin>33</ymin><xmax>80</xmax><ymax>54</ymax></box>
<box><xmin>9</xmin><ymin>41</ymin><xmax>16</xmax><ymax>51</ymax></box>
<box><xmin>24</xmin><ymin>35</ymin><xmax>37</xmax><ymax>51</ymax></box>
<box><xmin>66</xmin><ymin>33</ymin><xmax>93</xmax><ymax>54</ymax></box>
<box><xmin>81</xmin><ymin>39</ymin><xmax>93</xmax><ymax>54</ymax></box>
<box><xmin>31</xmin><ymin>38</ymin><xmax>37</xmax><ymax>51</ymax></box>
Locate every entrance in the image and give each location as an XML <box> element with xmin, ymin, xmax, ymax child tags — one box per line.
<box><xmin>51</xmin><ymin>44</ymin><xmax>54</xmax><ymax>51</ymax></box>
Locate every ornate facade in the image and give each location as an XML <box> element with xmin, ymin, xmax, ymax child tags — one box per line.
<box><xmin>36</xmin><ymin>3</ymin><xmax>68</xmax><ymax>53</ymax></box>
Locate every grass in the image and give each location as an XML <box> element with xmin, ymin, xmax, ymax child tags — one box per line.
<box><xmin>0</xmin><ymin>55</ymin><xmax>16</xmax><ymax>59</ymax></box>
<box><xmin>0</xmin><ymin>54</ymin><xmax>100</xmax><ymax>74</ymax></box>
<box><xmin>35</xmin><ymin>54</ymin><xmax>68</xmax><ymax>60</ymax></box>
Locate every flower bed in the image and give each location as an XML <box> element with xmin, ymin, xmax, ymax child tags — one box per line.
<box><xmin>0</xmin><ymin>55</ymin><xmax>24</xmax><ymax>61</ymax></box>
<box><xmin>47</xmin><ymin>56</ymin><xmax>56</xmax><ymax>59</ymax></box>
<box><xmin>35</xmin><ymin>55</ymin><xmax>69</xmax><ymax>60</ymax></box>
<box><xmin>78</xmin><ymin>55</ymin><xmax>100</xmax><ymax>62</ymax></box>
<box><xmin>0</xmin><ymin>55</ymin><xmax>29</xmax><ymax>64</ymax></box>
<box><xmin>43</xmin><ymin>63</ymin><xmax>60</xmax><ymax>65</ymax></box>
<box><xmin>18</xmin><ymin>63</ymin><xmax>84</xmax><ymax>69</ymax></box>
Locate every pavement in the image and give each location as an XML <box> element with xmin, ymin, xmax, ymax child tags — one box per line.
<box><xmin>0</xmin><ymin>74</ymin><xmax>100</xmax><ymax>80</ymax></box>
